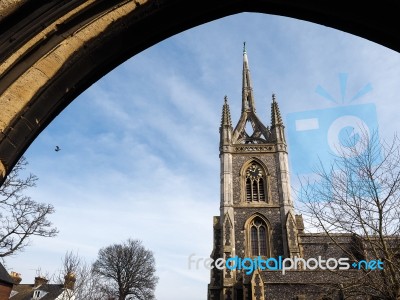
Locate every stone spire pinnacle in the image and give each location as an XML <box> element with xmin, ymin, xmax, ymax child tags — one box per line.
<box><xmin>221</xmin><ymin>95</ymin><xmax>232</xmax><ymax>127</ymax></box>
<box><xmin>242</xmin><ymin>41</ymin><xmax>256</xmax><ymax>113</ymax></box>
<box><xmin>220</xmin><ymin>95</ymin><xmax>233</xmax><ymax>150</ymax></box>
<box><xmin>271</xmin><ymin>93</ymin><xmax>283</xmax><ymax>126</ymax></box>
<box><xmin>270</xmin><ymin>93</ymin><xmax>286</xmax><ymax>143</ymax></box>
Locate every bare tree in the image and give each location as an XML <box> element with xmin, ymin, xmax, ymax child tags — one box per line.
<box><xmin>299</xmin><ymin>128</ymin><xmax>400</xmax><ymax>299</ymax></box>
<box><xmin>55</xmin><ymin>251</ymin><xmax>108</xmax><ymax>300</ymax></box>
<box><xmin>0</xmin><ymin>156</ymin><xmax>57</xmax><ymax>257</ymax></box>
<box><xmin>92</xmin><ymin>239</ymin><xmax>158</xmax><ymax>300</ymax></box>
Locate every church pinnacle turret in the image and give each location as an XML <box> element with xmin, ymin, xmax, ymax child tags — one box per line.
<box><xmin>221</xmin><ymin>96</ymin><xmax>232</xmax><ymax>127</ymax></box>
<box><xmin>271</xmin><ymin>93</ymin><xmax>283</xmax><ymax>126</ymax></box>
<box><xmin>219</xmin><ymin>96</ymin><xmax>233</xmax><ymax>150</ymax></box>
<box><xmin>270</xmin><ymin>93</ymin><xmax>286</xmax><ymax>143</ymax></box>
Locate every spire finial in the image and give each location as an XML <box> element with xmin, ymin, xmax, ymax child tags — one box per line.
<box><xmin>224</xmin><ymin>95</ymin><xmax>228</xmax><ymax>104</ymax></box>
<box><xmin>272</xmin><ymin>93</ymin><xmax>276</xmax><ymax>102</ymax></box>
<box><xmin>243</xmin><ymin>42</ymin><xmax>246</xmax><ymax>54</ymax></box>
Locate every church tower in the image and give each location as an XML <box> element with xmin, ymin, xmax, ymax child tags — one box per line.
<box><xmin>208</xmin><ymin>44</ymin><xmax>303</xmax><ymax>300</ymax></box>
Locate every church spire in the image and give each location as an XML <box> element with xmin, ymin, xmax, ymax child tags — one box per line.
<box><xmin>242</xmin><ymin>42</ymin><xmax>256</xmax><ymax>113</ymax></box>
<box><xmin>233</xmin><ymin>43</ymin><xmax>270</xmax><ymax>144</ymax></box>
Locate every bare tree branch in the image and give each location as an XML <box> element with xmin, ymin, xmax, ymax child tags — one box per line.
<box><xmin>0</xmin><ymin>156</ymin><xmax>57</xmax><ymax>257</ymax></box>
<box><xmin>55</xmin><ymin>251</ymin><xmax>111</xmax><ymax>300</ymax></box>
<box><xmin>298</xmin><ymin>128</ymin><xmax>400</xmax><ymax>299</ymax></box>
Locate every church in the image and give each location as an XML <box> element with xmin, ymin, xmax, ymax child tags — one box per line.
<box><xmin>207</xmin><ymin>45</ymin><xmax>366</xmax><ymax>300</ymax></box>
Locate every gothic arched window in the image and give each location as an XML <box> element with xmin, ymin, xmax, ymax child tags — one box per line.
<box><xmin>245</xmin><ymin>163</ymin><xmax>266</xmax><ymax>202</ymax></box>
<box><xmin>249</xmin><ymin>217</ymin><xmax>268</xmax><ymax>256</ymax></box>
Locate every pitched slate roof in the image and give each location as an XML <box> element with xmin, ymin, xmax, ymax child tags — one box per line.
<box><xmin>0</xmin><ymin>262</ymin><xmax>13</xmax><ymax>285</ymax></box>
<box><xmin>10</xmin><ymin>283</ymin><xmax>65</xmax><ymax>300</ymax></box>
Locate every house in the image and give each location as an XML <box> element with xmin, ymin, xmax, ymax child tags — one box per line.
<box><xmin>9</xmin><ymin>273</ymin><xmax>75</xmax><ymax>300</ymax></box>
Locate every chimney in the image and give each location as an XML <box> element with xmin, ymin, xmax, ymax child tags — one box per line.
<box><xmin>64</xmin><ymin>272</ymin><xmax>76</xmax><ymax>290</ymax></box>
<box><xmin>10</xmin><ymin>272</ymin><xmax>22</xmax><ymax>284</ymax></box>
<box><xmin>34</xmin><ymin>276</ymin><xmax>48</xmax><ymax>287</ymax></box>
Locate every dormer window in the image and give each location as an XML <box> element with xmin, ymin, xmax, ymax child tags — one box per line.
<box><xmin>33</xmin><ymin>290</ymin><xmax>48</xmax><ymax>299</ymax></box>
<box><xmin>9</xmin><ymin>290</ymin><xmax>18</xmax><ymax>298</ymax></box>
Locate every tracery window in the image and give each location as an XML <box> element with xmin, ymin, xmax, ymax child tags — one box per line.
<box><xmin>250</xmin><ymin>217</ymin><xmax>268</xmax><ymax>256</ymax></box>
<box><xmin>245</xmin><ymin>163</ymin><xmax>266</xmax><ymax>202</ymax></box>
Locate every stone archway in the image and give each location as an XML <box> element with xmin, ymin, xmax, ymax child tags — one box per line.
<box><xmin>1</xmin><ymin>0</ymin><xmax>399</xmax><ymax>183</ymax></box>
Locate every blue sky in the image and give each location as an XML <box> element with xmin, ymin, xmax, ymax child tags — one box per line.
<box><xmin>4</xmin><ymin>12</ymin><xmax>400</xmax><ymax>300</ymax></box>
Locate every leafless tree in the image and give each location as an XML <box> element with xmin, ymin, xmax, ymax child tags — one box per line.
<box><xmin>0</xmin><ymin>156</ymin><xmax>57</xmax><ymax>257</ymax></box>
<box><xmin>55</xmin><ymin>251</ymin><xmax>109</xmax><ymax>300</ymax></box>
<box><xmin>299</xmin><ymin>128</ymin><xmax>400</xmax><ymax>299</ymax></box>
<box><xmin>92</xmin><ymin>239</ymin><xmax>158</xmax><ymax>300</ymax></box>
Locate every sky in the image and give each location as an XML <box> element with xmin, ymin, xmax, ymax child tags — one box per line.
<box><xmin>3</xmin><ymin>12</ymin><xmax>400</xmax><ymax>300</ymax></box>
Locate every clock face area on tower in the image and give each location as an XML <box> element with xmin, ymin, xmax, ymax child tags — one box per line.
<box><xmin>245</xmin><ymin>163</ymin><xmax>267</xmax><ymax>202</ymax></box>
<box><xmin>246</xmin><ymin>164</ymin><xmax>263</xmax><ymax>180</ymax></box>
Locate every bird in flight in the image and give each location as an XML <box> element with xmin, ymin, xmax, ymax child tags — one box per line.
<box><xmin>55</xmin><ymin>146</ymin><xmax>61</xmax><ymax>152</ymax></box>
